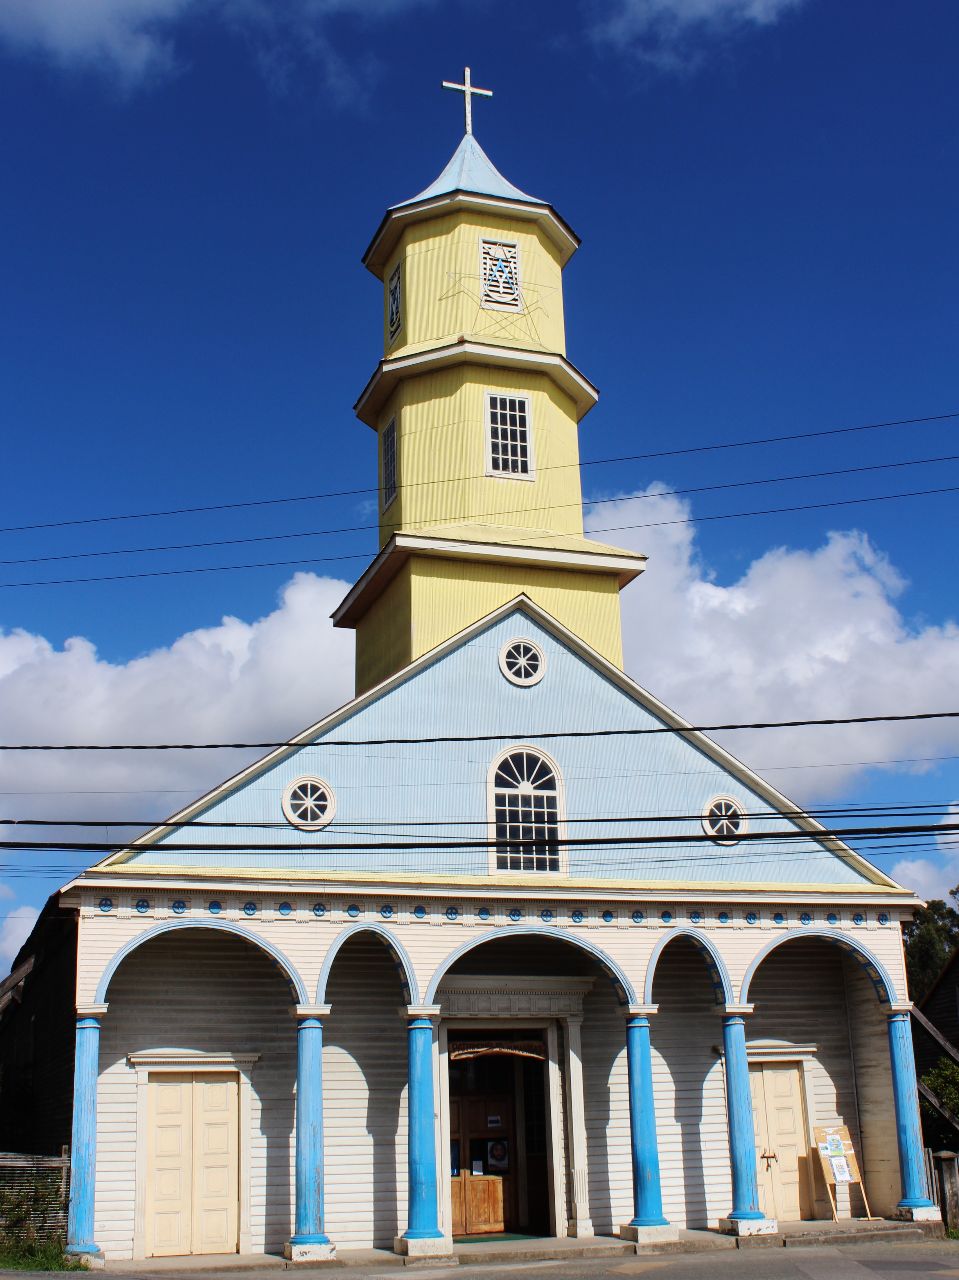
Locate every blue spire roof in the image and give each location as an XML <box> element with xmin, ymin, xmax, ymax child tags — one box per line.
<box><xmin>394</xmin><ymin>133</ymin><xmax>543</xmax><ymax>209</ymax></box>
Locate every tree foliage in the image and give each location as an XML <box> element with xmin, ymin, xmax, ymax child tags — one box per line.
<box><xmin>903</xmin><ymin>890</ymin><xmax>959</xmax><ymax>1004</ymax></box>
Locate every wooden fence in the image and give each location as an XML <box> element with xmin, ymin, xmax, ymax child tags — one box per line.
<box><xmin>0</xmin><ymin>1149</ymin><xmax>70</xmax><ymax>1242</ymax></box>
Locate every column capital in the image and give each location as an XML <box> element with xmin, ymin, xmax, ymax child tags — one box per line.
<box><xmin>718</xmin><ymin>1004</ymin><xmax>754</xmax><ymax>1018</ymax></box>
<box><xmin>402</xmin><ymin>1005</ymin><xmax>442</xmax><ymax>1021</ymax></box>
<box><xmin>888</xmin><ymin>1002</ymin><xmax>913</xmax><ymax>1015</ymax></box>
<box><xmin>626</xmin><ymin>1004</ymin><xmax>658</xmax><ymax>1018</ymax></box>
<box><xmin>294</xmin><ymin>1004</ymin><xmax>332</xmax><ymax>1020</ymax></box>
<box><xmin>76</xmin><ymin>1004</ymin><xmax>108</xmax><ymax>1020</ymax></box>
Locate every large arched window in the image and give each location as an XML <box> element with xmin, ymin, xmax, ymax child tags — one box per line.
<box><xmin>492</xmin><ymin>749</ymin><xmax>561</xmax><ymax>873</ymax></box>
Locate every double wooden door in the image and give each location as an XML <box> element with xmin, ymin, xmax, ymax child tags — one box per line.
<box><xmin>749</xmin><ymin>1063</ymin><xmax>811</xmax><ymax>1221</ymax></box>
<box><xmin>145</xmin><ymin>1072</ymin><xmax>239</xmax><ymax>1256</ymax></box>
<box><xmin>449</xmin><ymin>1092</ymin><xmax>515</xmax><ymax>1234</ymax></box>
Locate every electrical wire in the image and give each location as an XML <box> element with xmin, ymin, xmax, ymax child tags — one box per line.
<box><xmin>3</xmin><ymin>451</ymin><xmax>957</xmax><ymax>570</ymax></box>
<box><xmin>0</xmin><ymin>708</ymin><xmax>955</xmax><ymax>750</ymax></box>
<box><xmin>5</xmin><ymin>481</ymin><xmax>958</xmax><ymax>590</ymax></box>
<box><xmin>3</xmin><ymin>409</ymin><xmax>955</xmax><ymax>538</ymax></box>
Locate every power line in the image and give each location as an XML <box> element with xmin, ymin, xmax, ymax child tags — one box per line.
<box><xmin>2</xmin><ymin>409</ymin><xmax>955</xmax><ymax>538</ymax></box>
<box><xmin>0</xmin><ymin>708</ymin><xmax>955</xmax><ymax>750</ymax></box>
<box><xmin>0</xmin><ymin>819</ymin><xmax>955</xmax><ymax>855</ymax></box>
<box><xmin>0</xmin><ymin>752</ymin><xmax>955</xmax><ymax>795</ymax></box>
<box><xmin>4</xmin><ymin>481</ymin><xmax>959</xmax><ymax>590</ymax></box>
<box><xmin>3</xmin><ymin>451</ymin><xmax>956</xmax><ymax>570</ymax></box>
<box><xmin>1</xmin><ymin>802</ymin><xmax>955</xmax><ymax>829</ymax></box>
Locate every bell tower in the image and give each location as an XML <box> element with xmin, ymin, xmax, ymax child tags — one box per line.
<box><xmin>333</xmin><ymin>72</ymin><xmax>646</xmax><ymax>694</ymax></box>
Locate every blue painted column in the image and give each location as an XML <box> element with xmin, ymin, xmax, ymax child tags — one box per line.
<box><xmin>722</xmin><ymin>1014</ymin><xmax>764</xmax><ymax>1222</ymax></box>
<box><xmin>66</xmin><ymin>1014</ymin><xmax>102</xmax><ymax>1257</ymax></box>
<box><xmin>887</xmin><ymin>1011</ymin><xmax>937</xmax><ymax>1211</ymax></box>
<box><xmin>290</xmin><ymin>1015</ymin><xmax>331</xmax><ymax>1248</ymax></box>
<box><xmin>404</xmin><ymin>1014</ymin><xmax>443</xmax><ymax>1242</ymax></box>
<box><xmin>626</xmin><ymin>1015</ymin><xmax>669</xmax><ymax>1227</ymax></box>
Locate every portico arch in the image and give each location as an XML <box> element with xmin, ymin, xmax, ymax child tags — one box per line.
<box><xmin>95</xmin><ymin>918</ymin><xmax>308</xmax><ymax>1005</ymax></box>
<box><xmin>739</xmin><ymin>928</ymin><xmax>898</xmax><ymax>1006</ymax></box>
<box><xmin>424</xmin><ymin>924</ymin><xmax>636</xmax><ymax>1005</ymax></box>
<box><xmin>316</xmin><ymin>923</ymin><xmax>418</xmax><ymax>1004</ymax></box>
<box><xmin>642</xmin><ymin>927</ymin><xmax>733</xmax><ymax>1006</ymax></box>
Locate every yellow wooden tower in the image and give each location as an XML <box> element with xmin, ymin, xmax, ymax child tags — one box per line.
<box><xmin>333</xmin><ymin>71</ymin><xmax>646</xmax><ymax>693</ymax></box>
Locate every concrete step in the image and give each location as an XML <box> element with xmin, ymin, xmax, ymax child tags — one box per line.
<box><xmin>453</xmin><ymin>1240</ymin><xmax>633</xmax><ymax>1264</ymax></box>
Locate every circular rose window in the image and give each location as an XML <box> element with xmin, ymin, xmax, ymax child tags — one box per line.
<box><xmin>499</xmin><ymin>638</ymin><xmax>545</xmax><ymax>686</ymax></box>
<box><xmin>282</xmin><ymin>777</ymin><xmax>336</xmax><ymax>830</ymax></box>
<box><xmin>702</xmin><ymin>796</ymin><xmax>746</xmax><ymax>845</ymax></box>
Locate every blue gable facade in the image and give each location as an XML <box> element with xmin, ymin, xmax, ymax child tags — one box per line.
<box><xmin>117</xmin><ymin>600</ymin><xmax>884</xmax><ymax>891</ymax></box>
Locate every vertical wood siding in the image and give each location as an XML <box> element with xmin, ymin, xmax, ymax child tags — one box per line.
<box><xmin>96</xmin><ymin>931</ymin><xmax>297</xmax><ymax>1259</ymax></box>
<box><xmin>384</xmin><ymin>212</ymin><xmax>567</xmax><ymax>360</ymax></box>
<box><xmin>323</xmin><ymin>935</ymin><xmax>409</xmax><ymax>1248</ymax></box>
<box><xmin>843</xmin><ymin>957</ymin><xmax>900</xmax><ymax>1215</ymax></box>
<box><xmin>582</xmin><ymin>980</ymin><xmax>631</xmax><ymax>1234</ymax></box>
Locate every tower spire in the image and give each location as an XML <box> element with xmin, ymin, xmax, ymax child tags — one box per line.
<box><xmin>441</xmin><ymin>66</ymin><xmax>493</xmax><ymax>135</ymax></box>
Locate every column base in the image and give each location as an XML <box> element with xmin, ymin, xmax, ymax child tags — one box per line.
<box><xmin>619</xmin><ymin>1223</ymin><xmax>679</xmax><ymax>1244</ymax></box>
<box><xmin>717</xmin><ymin>1215</ymin><xmax>778</xmax><ymax>1236</ymax></box>
<box><xmin>894</xmin><ymin>1204</ymin><xmax>942</xmax><ymax>1222</ymax></box>
<box><xmin>285</xmin><ymin>1238</ymin><xmax>337</xmax><ymax>1262</ymax></box>
<box><xmin>567</xmin><ymin>1217</ymin><xmax>594</xmax><ymax>1238</ymax></box>
<box><xmin>394</xmin><ymin>1234</ymin><xmax>455</xmax><ymax>1259</ymax></box>
<box><xmin>64</xmin><ymin>1248</ymin><xmax>104</xmax><ymax>1270</ymax></box>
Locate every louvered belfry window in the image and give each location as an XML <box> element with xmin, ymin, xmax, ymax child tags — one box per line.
<box><xmin>481</xmin><ymin>239</ymin><xmax>521</xmax><ymax>309</ymax></box>
<box><xmin>493</xmin><ymin>750</ymin><xmax>560</xmax><ymax>872</ymax></box>
<box><xmin>488</xmin><ymin>394</ymin><xmax>531</xmax><ymax>475</ymax></box>
<box><xmin>382</xmin><ymin>418</ymin><xmax>397</xmax><ymax>508</ymax></box>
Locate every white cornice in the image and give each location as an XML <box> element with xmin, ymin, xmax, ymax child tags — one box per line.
<box><xmin>363</xmin><ymin>191</ymin><xmax>579</xmax><ymax>279</ymax></box>
<box><xmin>330</xmin><ymin>533</ymin><xmax>645</xmax><ymax>628</ymax></box>
<box><xmin>354</xmin><ymin>341</ymin><xmax>599</xmax><ymax>426</ymax></box>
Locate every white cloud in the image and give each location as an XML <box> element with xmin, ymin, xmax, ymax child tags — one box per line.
<box><xmin>0</xmin><ymin>0</ymin><xmax>432</xmax><ymax>91</ymax></box>
<box><xmin>591</xmin><ymin>0</ymin><xmax>804</xmax><ymax>68</ymax></box>
<box><xmin>0</xmin><ymin>569</ymin><xmax>353</xmax><ymax>833</ymax></box>
<box><xmin>891</xmin><ymin>807</ymin><xmax>959</xmax><ymax>903</ymax></box>
<box><xmin>585</xmin><ymin>485</ymin><xmax>959</xmax><ymax>891</ymax></box>
<box><xmin>0</xmin><ymin>906</ymin><xmax>40</xmax><ymax>967</ymax></box>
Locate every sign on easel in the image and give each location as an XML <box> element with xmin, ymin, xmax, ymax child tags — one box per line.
<box><xmin>813</xmin><ymin>1124</ymin><xmax>876</xmax><ymax>1220</ymax></box>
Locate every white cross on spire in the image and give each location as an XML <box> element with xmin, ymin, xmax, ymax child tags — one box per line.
<box><xmin>441</xmin><ymin>66</ymin><xmax>493</xmax><ymax>136</ymax></box>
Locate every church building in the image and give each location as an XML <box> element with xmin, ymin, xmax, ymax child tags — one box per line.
<box><xmin>1</xmin><ymin>75</ymin><xmax>939</xmax><ymax>1263</ymax></box>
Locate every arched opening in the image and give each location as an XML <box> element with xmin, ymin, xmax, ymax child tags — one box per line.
<box><xmin>742</xmin><ymin>932</ymin><xmax>898</xmax><ymax>1222</ymax></box>
<box><xmin>322</xmin><ymin>931</ymin><xmax>409</xmax><ymax>1250</ymax></box>
<box><xmin>434</xmin><ymin>929</ymin><xmax>631</xmax><ymax>1242</ymax></box>
<box><xmin>98</xmin><ymin>926</ymin><xmax>298</xmax><ymax>1259</ymax></box>
<box><xmin>649</xmin><ymin>934</ymin><xmax>733</xmax><ymax>1230</ymax></box>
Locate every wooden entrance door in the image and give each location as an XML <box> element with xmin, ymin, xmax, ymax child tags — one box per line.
<box><xmin>146</xmin><ymin>1073</ymin><xmax>239</xmax><ymax>1256</ymax></box>
<box><xmin>749</xmin><ymin>1063</ymin><xmax>810</xmax><ymax>1221</ymax></box>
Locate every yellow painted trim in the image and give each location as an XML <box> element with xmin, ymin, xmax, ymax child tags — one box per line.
<box><xmin>90</xmin><ymin>863</ymin><xmax>910</xmax><ymax>895</ymax></box>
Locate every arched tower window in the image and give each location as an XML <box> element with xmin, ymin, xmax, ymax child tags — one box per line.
<box><xmin>492</xmin><ymin>749</ymin><xmax>561</xmax><ymax>873</ymax></box>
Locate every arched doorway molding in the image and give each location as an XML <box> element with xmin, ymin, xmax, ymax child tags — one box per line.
<box><xmin>423</xmin><ymin>924</ymin><xmax>637</xmax><ymax>1005</ymax></box>
<box><xmin>316</xmin><ymin>923</ymin><xmax>419</xmax><ymax>1004</ymax></box>
<box><xmin>95</xmin><ymin>918</ymin><xmax>308</xmax><ymax>1004</ymax></box>
<box><xmin>642</xmin><ymin>928</ymin><xmax>734</xmax><ymax>1005</ymax></box>
<box><xmin>739</xmin><ymin>928</ymin><xmax>898</xmax><ymax>1006</ymax></box>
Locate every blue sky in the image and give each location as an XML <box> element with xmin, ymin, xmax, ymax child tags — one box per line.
<box><xmin>0</xmin><ymin>0</ymin><xmax>957</xmax><ymax>958</ymax></box>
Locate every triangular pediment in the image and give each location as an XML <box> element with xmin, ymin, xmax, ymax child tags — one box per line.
<box><xmin>88</xmin><ymin>597</ymin><xmax>906</xmax><ymax>897</ymax></box>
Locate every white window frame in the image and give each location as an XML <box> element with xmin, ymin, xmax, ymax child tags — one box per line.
<box><xmin>387</xmin><ymin>262</ymin><xmax>402</xmax><ymax>344</ymax></box>
<box><xmin>381</xmin><ymin>417</ymin><xmax>398</xmax><ymax>512</ymax></box>
<box><xmin>282</xmin><ymin>776</ymin><xmax>336</xmax><ymax>831</ymax></box>
<box><xmin>499</xmin><ymin>637</ymin><xmax>546</xmax><ymax>687</ymax></box>
<box><xmin>485</xmin><ymin>390</ymin><xmax>535</xmax><ymax>481</ymax></box>
<box><xmin>487</xmin><ymin>744</ymin><xmax>568</xmax><ymax>876</ymax></box>
<box><xmin>702</xmin><ymin>795</ymin><xmax>748</xmax><ymax>845</ymax></box>
<box><xmin>479</xmin><ymin>237</ymin><xmax>522</xmax><ymax>312</ymax></box>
